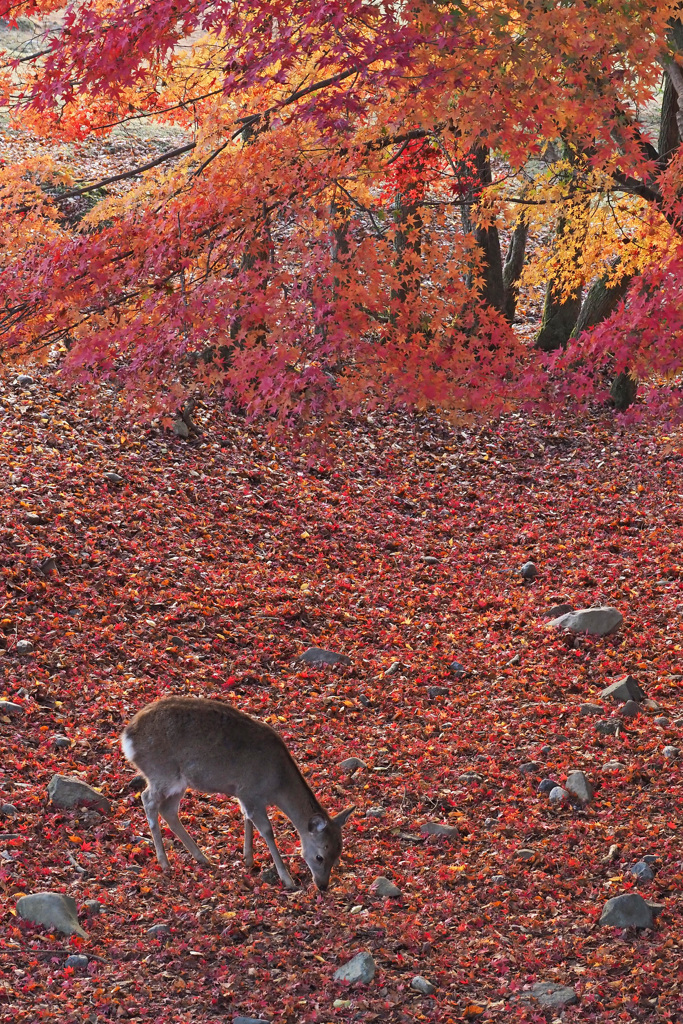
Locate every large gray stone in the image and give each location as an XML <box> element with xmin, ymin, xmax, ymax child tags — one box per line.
<box><xmin>334</xmin><ymin>952</ymin><xmax>376</xmax><ymax>984</ymax></box>
<box><xmin>550</xmin><ymin>606</ymin><xmax>623</xmax><ymax>636</ymax></box>
<box><xmin>16</xmin><ymin>892</ymin><xmax>88</xmax><ymax>938</ymax></box>
<box><xmin>521</xmin><ymin>981</ymin><xmax>578</xmax><ymax>1008</ymax></box>
<box><xmin>565</xmin><ymin>770</ymin><xmax>594</xmax><ymax>804</ymax></box>
<box><xmin>0</xmin><ymin>700</ymin><xmax>24</xmax><ymax>715</ymax></box>
<box><xmin>47</xmin><ymin>775</ymin><xmax>111</xmax><ymax>812</ymax></box>
<box><xmin>600</xmin><ymin>893</ymin><xmax>655</xmax><ymax>929</ymax></box>
<box><xmin>520</xmin><ymin>561</ymin><xmax>538</xmax><ymax>580</ymax></box>
<box><xmin>233</xmin><ymin>1018</ymin><xmax>270</xmax><ymax>1024</ymax></box>
<box><xmin>601</xmin><ymin>675</ymin><xmax>645</xmax><ymax>702</ymax></box>
<box><xmin>296</xmin><ymin>647</ymin><xmax>351</xmax><ymax>667</ymax></box>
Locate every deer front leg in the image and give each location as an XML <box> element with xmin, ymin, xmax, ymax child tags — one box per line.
<box><xmin>248</xmin><ymin>808</ymin><xmax>297</xmax><ymax>889</ymax></box>
<box><xmin>141</xmin><ymin>787</ymin><xmax>170</xmax><ymax>872</ymax></box>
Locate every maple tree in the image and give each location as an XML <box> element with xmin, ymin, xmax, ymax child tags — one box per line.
<box><xmin>2</xmin><ymin>0</ymin><xmax>683</xmax><ymax>422</ymax></box>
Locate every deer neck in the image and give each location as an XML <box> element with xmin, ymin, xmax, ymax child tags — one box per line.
<box><xmin>275</xmin><ymin>761</ymin><xmax>326</xmax><ymax>833</ymax></box>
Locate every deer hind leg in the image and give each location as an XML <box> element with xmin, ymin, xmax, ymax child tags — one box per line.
<box><xmin>243</xmin><ymin>816</ymin><xmax>254</xmax><ymax>869</ymax></box>
<box><xmin>159</xmin><ymin>789</ymin><xmax>212</xmax><ymax>867</ymax></box>
<box><xmin>246</xmin><ymin>806</ymin><xmax>297</xmax><ymax>889</ymax></box>
<box><xmin>141</xmin><ymin>786</ymin><xmax>170</xmax><ymax>872</ymax></box>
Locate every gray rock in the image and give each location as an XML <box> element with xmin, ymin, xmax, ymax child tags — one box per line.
<box><xmin>630</xmin><ymin>861</ymin><xmax>655</xmax><ymax>882</ymax></box>
<box><xmin>595</xmin><ymin>719</ymin><xmax>620</xmax><ymax>736</ymax></box>
<box><xmin>602</xmin><ymin>760</ymin><xmax>626</xmax><ymax>771</ymax></box>
<box><xmin>385</xmin><ymin>662</ymin><xmax>401</xmax><ymax>676</ymax></box>
<box><xmin>15</xmin><ymin>374</ymin><xmax>34</xmax><ymax>385</ymax></box>
<box><xmin>642</xmin><ymin>854</ymin><xmax>657</xmax><ymax>864</ymax></box>
<box><xmin>0</xmin><ymin>803</ymin><xmax>17</xmax><ymax>816</ymax></box>
<box><xmin>579</xmin><ymin>703</ymin><xmax>603</xmax><ymax>716</ymax></box>
<box><xmin>522</xmin><ymin>982</ymin><xmax>578</xmax><ymax>1009</ymax></box>
<box><xmin>663</xmin><ymin>745</ymin><xmax>679</xmax><ymax>759</ymax></box>
<box><xmin>654</xmin><ymin>716</ymin><xmax>671</xmax><ymax>727</ymax></box>
<box><xmin>643</xmin><ymin>699</ymin><xmax>662</xmax><ymax>711</ymax></box>
<box><xmin>520</xmin><ymin>561</ymin><xmax>538</xmax><ymax>580</ymax></box>
<box><xmin>427</xmin><ymin>686</ymin><xmax>449</xmax><ymax>698</ymax></box>
<box><xmin>565</xmin><ymin>770</ymin><xmax>594</xmax><ymax>804</ymax></box>
<box><xmin>334</xmin><ymin>951</ymin><xmax>376</xmax><ymax>984</ymax></box>
<box><xmin>365</xmin><ymin>806</ymin><xmax>385</xmax><ymax>818</ymax></box>
<box><xmin>104</xmin><ymin>472</ymin><xmax>124</xmax><ymax>484</ymax></box>
<box><xmin>517</xmin><ymin>848</ymin><xmax>536</xmax><ymax>861</ymax></box>
<box><xmin>601</xmin><ymin>674</ymin><xmax>645</xmax><ymax>702</ymax></box>
<box><xmin>147</xmin><ymin>923</ymin><xmax>171</xmax><ymax>938</ymax></box>
<box><xmin>550</xmin><ymin>606</ymin><xmax>623</xmax><ymax>636</ymax></box>
<box><xmin>39</xmin><ymin>556</ymin><xmax>57</xmax><ymax>575</ymax></box>
<box><xmin>296</xmin><ymin>647</ymin><xmax>351</xmax><ymax>667</ymax></box>
<box><xmin>16</xmin><ymin>640</ymin><xmax>34</xmax><ymax>655</ymax></box>
<box><xmin>459</xmin><ymin>771</ymin><xmax>484</xmax><ymax>784</ymax></box>
<box><xmin>420</xmin><ymin>822</ymin><xmax>459</xmax><ymax>838</ymax></box>
<box><xmin>173</xmin><ymin>418</ymin><xmax>190</xmax><ymax>439</ymax></box>
<box><xmin>371</xmin><ymin>876</ymin><xmax>401</xmax><ymax>898</ymax></box>
<box><xmin>548</xmin><ymin>787</ymin><xmax>569</xmax><ymax>804</ymax></box>
<box><xmin>422</xmin><ymin>556</ymin><xmax>439</xmax><ymax>565</ymax></box>
<box><xmin>507</xmin><ymin>653</ymin><xmax>521</xmax><ymax>666</ymax></box>
<box><xmin>64</xmin><ymin>954</ymin><xmax>89</xmax><ymax>969</ymax></box>
<box><xmin>25</xmin><ymin>512</ymin><xmax>44</xmax><ymax>525</ymax></box>
<box><xmin>547</xmin><ymin>603</ymin><xmax>573</xmax><ymax>618</ymax></box>
<box><xmin>449</xmin><ymin>660</ymin><xmax>466</xmax><ymax>677</ymax></box>
<box><xmin>491</xmin><ymin>874</ymin><xmax>506</xmax><ymax>884</ymax></box>
<box><xmin>619</xmin><ymin>700</ymin><xmax>640</xmax><ymax>718</ymax></box>
<box><xmin>233</xmin><ymin>1018</ymin><xmax>270</xmax><ymax>1024</ymax></box>
<box><xmin>53</xmin><ymin>735</ymin><xmax>71</xmax><ymax>749</ymax></box>
<box><xmin>16</xmin><ymin>892</ymin><xmax>88</xmax><ymax>938</ymax></box>
<box><xmin>600</xmin><ymin>893</ymin><xmax>655</xmax><ymax>929</ymax></box>
<box><xmin>47</xmin><ymin>775</ymin><xmax>111</xmax><ymax>813</ymax></box>
<box><xmin>519</xmin><ymin>762</ymin><xmax>538</xmax><ymax>775</ymax></box>
<box><xmin>0</xmin><ymin>701</ymin><xmax>24</xmax><ymax>715</ymax></box>
<box><xmin>83</xmin><ymin>899</ymin><xmax>102</xmax><ymax>916</ymax></box>
<box><xmin>537</xmin><ymin>778</ymin><xmax>559</xmax><ymax>794</ymax></box>
<box><xmin>411</xmin><ymin>975</ymin><xmax>435</xmax><ymax>995</ymax></box>
<box><xmin>340</xmin><ymin>757</ymin><xmax>366</xmax><ymax>774</ymax></box>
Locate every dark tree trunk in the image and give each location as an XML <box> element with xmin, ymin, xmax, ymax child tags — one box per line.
<box><xmin>460</xmin><ymin>146</ymin><xmax>506</xmax><ymax>314</ymax></box>
<box><xmin>393</xmin><ymin>187</ymin><xmax>423</xmax><ymax>305</ymax></box>
<box><xmin>570</xmin><ymin>260</ymin><xmax>632</xmax><ymax>338</ymax></box>
<box><xmin>502</xmin><ymin>214</ymin><xmax>528</xmax><ymax>323</ymax></box>
<box><xmin>535</xmin><ymin>217</ymin><xmax>584</xmax><ymax>352</ymax></box>
<box><xmin>610</xmin><ymin>372</ymin><xmax>638</xmax><ymax>411</ymax></box>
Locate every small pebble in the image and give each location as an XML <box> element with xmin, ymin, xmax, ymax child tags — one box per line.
<box><xmin>491</xmin><ymin>874</ymin><xmax>506</xmax><ymax>884</ymax></box>
<box><xmin>340</xmin><ymin>756</ymin><xmax>366</xmax><ymax>774</ymax></box>
<box><xmin>520</xmin><ymin>561</ymin><xmax>538</xmax><ymax>580</ymax></box>
<box><xmin>654</xmin><ymin>716</ymin><xmax>670</xmax><ymax>728</ymax></box>
<box><xmin>663</xmin><ymin>746</ymin><xmax>680</xmax><ymax>760</ymax></box>
<box><xmin>53</xmin><ymin>735</ymin><xmax>71</xmax><ymax>749</ymax></box>
<box><xmin>630</xmin><ymin>861</ymin><xmax>655</xmax><ymax>882</ymax></box>
<box><xmin>83</xmin><ymin>900</ymin><xmax>102</xmax><ymax>916</ymax></box>
<box><xmin>411</xmin><ymin>975</ymin><xmax>436</xmax><ymax>995</ymax></box>
<box><xmin>517</xmin><ymin>848</ymin><xmax>536</xmax><ymax>861</ymax></box>
<box><xmin>549</xmin><ymin>786</ymin><xmax>569</xmax><ymax>804</ymax></box>
<box><xmin>619</xmin><ymin>700</ymin><xmax>640</xmax><ymax>718</ymax></box>
<box><xmin>579</xmin><ymin>703</ymin><xmax>603</xmax><ymax>716</ymax></box>
<box><xmin>147</xmin><ymin>923</ymin><xmax>171</xmax><ymax>939</ymax></box>
<box><xmin>537</xmin><ymin>778</ymin><xmax>559</xmax><ymax>795</ymax></box>
<box><xmin>519</xmin><ymin>762</ymin><xmax>539</xmax><ymax>775</ymax></box>
<box><xmin>365</xmin><ymin>807</ymin><xmax>385</xmax><ymax>818</ymax></box>
<box><xmin>0</xmin><ymin>803</ymin><xmax>17</xmax><ymax>816</ymax></box>
<box><xmin>64</xmin><ymin>954</ymin><xmax>89</xmax><ymax>970</ymax></box>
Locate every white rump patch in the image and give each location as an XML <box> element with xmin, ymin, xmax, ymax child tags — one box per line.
<box><xmin>120</xmin><ymin>731</ymin><xmax>136</xmax><ymax>764</ymax></box>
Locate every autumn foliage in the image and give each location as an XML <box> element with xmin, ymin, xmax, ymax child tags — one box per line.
<box><xmin>1</xmin><ymin>0</ymin><xmax>683</xmax><ymax>421</ymax></box>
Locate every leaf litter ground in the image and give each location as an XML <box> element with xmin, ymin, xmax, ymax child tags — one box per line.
<box><xmin>1</xmin><ymin>375</ymin><xmax>682</xmax><ymax>1023</ymax></box>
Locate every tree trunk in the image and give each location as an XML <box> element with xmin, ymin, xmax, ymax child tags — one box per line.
<box><xmin>570</xmin><ymin>260</ymin><xmax>632</xmax><ymax>338</ymax></box>
<box><xmin>393</xmin><ymin>186</ymin><xmax>423</xmax><ymax>305</ymax></box>
<box><xmin>502</xmin><ymin>214</ymin><xmax>528</xmax><ymax>323</ymax></box>
<box><xmin>460</xmin><ymin>145</ymin><xmax>506</xmax><ymax>314</ymax></box>
<box><xmin>610</xmin><ymin>372</ymin><xmax>638</xmax><ymax>411</ymax></box>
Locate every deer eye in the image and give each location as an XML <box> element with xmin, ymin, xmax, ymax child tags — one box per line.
<box><xmin>315</xmin><ymin>855</ymin><xmax>324</xmax><ymax>863</ymax></box>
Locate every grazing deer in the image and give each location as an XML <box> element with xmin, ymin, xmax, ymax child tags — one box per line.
<box><xmin>121</xmin><ymin>696</ymin><xmax>354</xmax><ymax>890</ymax></box>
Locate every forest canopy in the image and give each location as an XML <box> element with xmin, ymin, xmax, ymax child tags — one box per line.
<box><xmin>2</xmin><ymin>0</ymin><xmax>683</xmax><ymax>423</ymax></box>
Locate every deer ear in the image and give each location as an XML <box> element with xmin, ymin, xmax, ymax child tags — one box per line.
<box><xmin>308</xmin><ymin>814</ymin><xmax>328</xmax><ymax>833</ymax></box>
<box><xmin>332</xmin><ymin>805</ymin><xmax>355</xmax><ymax>828</ymax></box>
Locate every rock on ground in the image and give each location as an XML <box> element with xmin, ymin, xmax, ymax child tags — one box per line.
<box><xmin>371</xmin><ymin>876</ymin><xmax>401</xmax><ymax>898</ymax></box>
<box><xmin>64</xmin><ymin>954</ymin><xmax>89</xmax><ymax>969</ymax></box>
<box><xmin>411</xmin><ymin>975</ymin><xmax>436</xmax><ymax>995</ymax></box>
<box><xmin>630</xmin><ymin>861</ymin><xmax>655</xmax><ymax>882</ymax></box>
<box><xmin>549</xmin><ymin>786</ymin><xmax>569</xmax><ymax>804</ymax></box>
<box><xmin>420</xmin><ymin>822</ymin><xmax>459</xmax><ymax>838</ymax></box>
<box><xmin>549</xmin><ymin>606</ymin><xmax>623</xmax><ymax>636</ymax></box>
<box><xmin>16</xmin><ymin>892</ymin><xmax>88</xmax><ymax>938</ymax></box>
<box><xmin>521</xmin><ymin>981</ymin><xmax>578</xmax><ymax>1008</ymax></box>
<box><xmin>0</xmin><ymin>700</ymin><xmax>24</xmax><ymax>715</ymax></box>
<box><xmin>233</xmin><ymin>1018</ymin><xmax>270</xmax><ymax>1024</ymax></box>
<box><xmin>601</xmin><ymin>675</ymin><xmax>645</xmax><ymax>702</ymax></box>
<box><xmin>334</xmin><ymin>952</ymin><xmax>376</xmax><ymax>984</ymax></box>
<box><xmin>565</xmin><ymin>770</ymin><xmax>594</xmax><ymax>804</ymax></box>
<box><xmin>340</xmin><ymin>756</ymin><xmax>366</xmax><ymax>774</ymax></box>
<box><xmin>600</xmin><ymin>893</ymin><xmax>659</xmax><ymax>929</ymax></box>
<box><xmin>47</xmin><ymin>774</ymin><xmax>111</xmax><ymax>812</ymax></box>
<box><xmin>296</xmin><ymin>647</ymin><xmax>351</xmax><ymax>667</ymax></box>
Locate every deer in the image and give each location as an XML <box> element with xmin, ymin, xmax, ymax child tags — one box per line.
<box><xmin>120</xmin><ymin>696</ymin><xmax>354</xmax><ymax>890</ymax></box>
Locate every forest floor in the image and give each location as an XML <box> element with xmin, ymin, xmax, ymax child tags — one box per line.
<box><xmin>1</xmin><ymin>371</ymin><xmax>682</xmax><ymax>1023</ymax></box>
